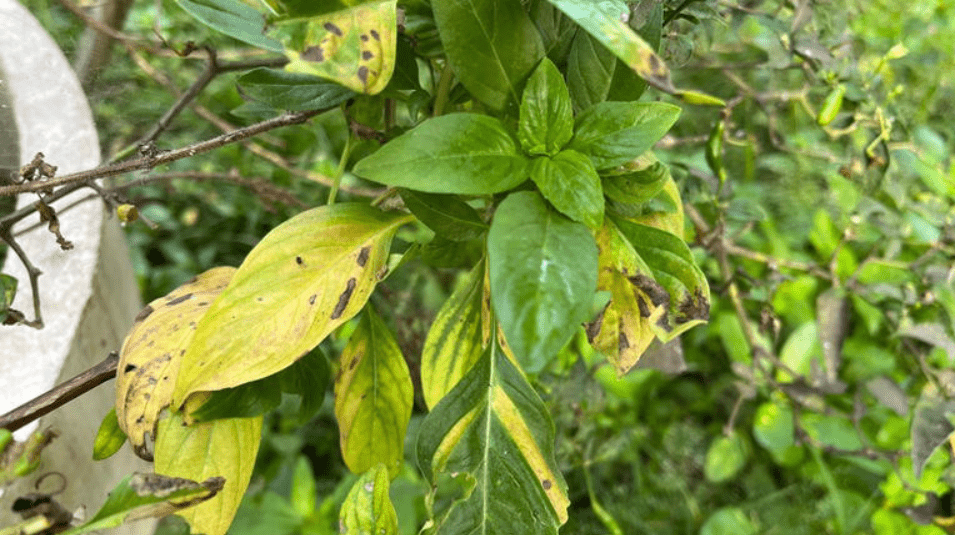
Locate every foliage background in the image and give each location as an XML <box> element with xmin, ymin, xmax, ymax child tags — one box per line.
<box><xmin>12</xmin><ymin>0</ymin><xmax>955</xmax><ymax>534</ymax></box>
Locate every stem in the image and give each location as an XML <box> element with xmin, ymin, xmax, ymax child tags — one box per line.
<box><xmin>432</xmin><ymin>61</ymin><xmax>454</xmax><ymax>117</ymax></box>
<box><xmin>328</xmin><ymin>132</ymin><xmax>354</xmax><ymax>206</ymax></box>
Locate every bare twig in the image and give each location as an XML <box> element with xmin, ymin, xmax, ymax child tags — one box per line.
<box><xmin>0</xmin><ymin>230</ymin><xmax>43</xmax><ymax>328</ymax></box>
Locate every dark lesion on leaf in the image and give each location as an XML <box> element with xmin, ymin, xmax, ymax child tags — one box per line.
<box><xmin>349</xmin><ymin>354</ymin><xmax>360</xmax><ymax>370</ymax></box>
<box><xmin>331</xmin><ymin>278</ymin><xmax>357</xmax><ymax>319</ymax></box>
<box><xmin>619</xmin><ymin>331</ymin><xmax>630</xmax><ymax>352</ymax></box>
<box><xmin>357</xmin><ymin>66</ymin><xmax>369</xmax><ymax>85</ymax></box>
<box><xmin>124</xmin><ymin>364</ymin><xmax>137</xmax><ymax>373</ymax></box>
<box><xmin>308</xmin><ymin>294</ymin><xmax>317</xmax><ymax>305</ymax></box>
<box><xmin>370</xmin><ymin>29</ymin><xmax>380</xmax><ymax>40</ymax></box>
<box><xmin>677</xmin><ymin>288</ymin><xmax>710</xmax><ymax>323</ymax></box>
<box><xmin>542</xmin><ymin>479</ymin><xmax>552</xmax><ymax>490</ymax></box>
<box><xmin>302</xmin><ymin>46</ymin><xmax>324</xmax><ymax>62</ymax></box>
<box><xmin>356</xmin><ymin>246</ymin><xmax>370</xmax><ymax>267</ymax></box>
<box><xmin>134</xmin><ymin>305</ymin><xmax>154</xmax><ymax>322</ymax></box>
<box><xmin>166</xmin><ymin>293</ymin><xmax>193</xmax><ymax>306</ymax></box>
<box><xmin>361</xmin><ymin>50</ymin><xmax>374</xmax><ymax>60</ymax></box>
<box><xmin>628</xmin><ymin>274</ymin><xmax>669</xmax><ymax>308</ymax></box>
<box><xmin>323</xmin><ymin>22</ymin><xmax>343</xmax><ymax>36</ymax></box>
<box><xmin>296</xmin><ymin>256</ymin><xmax>305</xmax><ymax>266</ymax></box>
<box><xmin>585</xmin><ymin>302</ymin><xmax>608</xmax><ymax>343</ymax></box>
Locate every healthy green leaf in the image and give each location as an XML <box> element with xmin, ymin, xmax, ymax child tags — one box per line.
<box><xmin>155</xmin><ymin>412</ymin><xmax>263</xmax><ymax>535</ymax></box>
<box><xmin>291</xmin><ymin>455</ymin><xmax>317</xmax><ymax>518</ymax></box>
<box><xmin>338</xmin><ymin>464</ymin><xmax>398</xmax><ymax>535</ymax></box>
<box><xmin>566</xmin><ymin>31</ymin><xmax>618</xmax><ymax>112</ymax></box>
<box><xmin>530</xmin><ymin>150</ymin><xmax>604</xmax><ymax>229</ymax></box>
<box><xmin>527</xmin><ymin>0</ymin><xmax>577</xmax><ymax>65</ymax></box>
<box><xmin>569</xmin><ymin>101</ymin><xmax>681</xmax><ymax>169</ymax></box>
<box><xmin>92</xmin><ymin>408</ymin><xmax>127</xmax><ymax>461</ymax></box>
<box><xmin>433</xmin><ymin>0</ymin><xmax>544</xmax><ymax>110</ymax></box>
<box><xmin>416</xmin><ymin>341</ymin><xmax>569</xmax><ymax>533</ymax></box>
<box><xmin>175</xmin><ymin>0</ymin><xmax>282</xmax><ymax>52</ymax></box>
<box><xmin>237</xmin><ymin>68</ymin><xmax>354</xmax><ymax>111</ymax></box>
<box><xmin>699</xmin><ymin>508</ymin><xmax>758</xmax><ymax>535</ymax></box>
<box><xmin>518</xmin><ymin>57</ymin><xmax>574</xmax><ymax>156</ymax></box>
<box><xmin>353</xmin><ymin>113</ymin><xmax>528</xmax><ymax>194</ymax></box>
<box><xmin>488</xmin><ymin>191</ymin><xmax>598</xmax><ymax>373</ymax></box>
<box><xmin>601</xmin><ymin>156</ymin><xmax>668</xmax><ymax>208</ymax></box>
<box><xmin>421</xmin><ymin>261</ymin><xmax>488</xmax><ymax>410</ymax></box>
<box><xmin>399</xmin><ymin>189</ymin><xmax>488</xmax><ymax>242</ymax></box>
<box><xmin>704</xmin><ymin>432</ymin><xmax>749</xmax><ymax>483</ymax></box>
<box><xmin>173</xmin><ymin>204</ymin><xmax>411</xmax><ymax>408</ymax></box>
<box><xmin>60</xmin><ymin>473</ymin><xmax>224</xmax><ymax>535</ymax></box>
<box><xmin>334</xmin><ymin>306</ymin><xmax>413</xmax><ymax>478</ymax></box>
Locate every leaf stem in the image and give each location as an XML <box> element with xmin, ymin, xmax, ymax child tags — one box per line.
<box><xmin>432</xmin><ymin>61</ymin><xmax>454</xmax><ymax>117</ymax></box>
<box><xmin>328</xmin><ymin>132</ymin><xmax>354</xmax><ymax>205</ymax></box>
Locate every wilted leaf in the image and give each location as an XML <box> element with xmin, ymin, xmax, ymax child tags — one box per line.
<box><xmin>155</xmin><ymin>412</ymin><xmax>263</xmax><ymax>535</ymax></box>
<box><xmin>416</xmin><ymin>341</ymin><xmax>570</xmax><ymax>533</ymax></box>
<box><xmin>174</xmin><ymin>204</ymin><xmax>411</xmax><ymax>408</ymax></box>
<box><xmin>335</xmin><ymin>307</ymin><xmax>413</xmax><ymax>478</ymax></box>
<box><xmin>116</xmin><ymin>266</ymin><xmax>236</xmax><ymax>460</ymax></box>
<box><xmin>93</xmin><ymin>408</ymin><xmax>127</xmax><ymax>461</ymax></box>
<box><xmin>338</xmin><ymin>464</ymin><xmax>398</xmax><ymax>535</ymax></box>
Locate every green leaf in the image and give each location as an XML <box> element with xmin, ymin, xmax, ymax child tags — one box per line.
<box><xmin>911</xmin><ymin>384</ymin><xmax>955</xmax><ymax>479</ymax></box>
<box><xmin>271</xmin><ymin>1</ymin><xmax>398</xmax><ymax>94</ymax></box>
<box><xmin>570</xmin><ymin>102</ymin><xmax>680</xmax><ymax>170</ymax></box>
<box><xmin>353</xmin><ymin>113</ymin><xmax>528</xmax><ymax>194</ymax></box>
<box><xmin>155</xmin><ymin>412</ymin><xmax>263</xmax><ymax>535</ymax></box>
<box><xmin>530</xmin><ymin>150</ymin><xmax>604</xmax><ymax>229</ymax></box>
<box><xmin>433</xmin><ymin>0</ymin><xmax>544</xmax><ymax>110</ymax></box>
<box><xmin>399</xmin><ymin>189</ymin><xmax>488</xmax><ymax>242</ymax></box>
<box><xmin>704</xmin><ymin>432</ymin><xmax>749</xmax><ymax>483</ymax></box>
<box><xmin>566</xmin><ymin>31</ymin><xmax>618</xmax><ymax>112</ymax></box>
<box><xmin>93</xmin><ymin>408</ymin><xmax>127</xmax><ymax>461</ymax></box>
<box><xmin>601</xmin><ymin>157</ymin><xmax>668</xmax><ymax>208</ymax></box>
<box><xmin>173</xmin><ymin>204</ymin><xmax>411</xmax><ymax>408</ymax></box>
<box><xmin>416</xmin><ymin>341</ymin><xmax>569</xmax><ymax>532</ymax></box>
<box><xmin>277</xmin><ymin>346</ymin><xmax>331</xmax><ymax>423</ymax></box>
<box><xmin>0</xmin><ymin>273</ymin><xmax>16</xmax><ymax>323</ymax></box>
<box><xmin>752</xmin><ymin>401</ymin><xmax>803</xmax><ymax>466</ymax></box>
<box><xmin>488</xmin><ymin>191</ymin><xmax>598</xmax><ymax>373</ymax></box>
<box><xmin>175</xmin><ymin>0</ymin><xmax>282</xmax><ymax>52</ymax></box>
<box><xmin>528</xmin><ymin>0</ymin><xmax>578</xmax><ymax>65</ymax></box>
<box><xmin>237</xmin><ymin>68</ymin><xmax>354</xmax><ymax>111</ymax></box>
<box><xmin>699</xmin><ymin>508</ymin><xmax>758</xmax><ymax>535</ymax></box>
<box><xmin>291</xmin><ymin>455</ymin><xmax>317</xmax><ymax>518</ymax></box>
<box><xmin>518</xmin><ymin>58</ymin><xmax>573</xmax><ymax>156</ymax></box>
<box><xmin>338</xmin><ymin>464</ymin><xmax>398</xmax><ymax>535</ymax></box>
<box><xmin>60</xmin><ymin>473</ymin><xmax>224</xmax><ymax>535</ymax></box>
<box><xmin>335</xmin><ymin>306</ymin><xmax>413</xmax><ymax>478</ymax></box>
<box><xmin>421</xmin><ymin>261</ymin><xmax>488</xmax><ymax>410</ymax></box>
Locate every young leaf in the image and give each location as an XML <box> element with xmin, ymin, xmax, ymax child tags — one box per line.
<box><xmin>399</xmin><ymin>189</ymin><xmax>488</xmax><ymax>242</ymax></box>
<box><xmin>155</xmin><ymin>412</ymin><xmax>263</xmax><ymax>535</ymax></box>
<box><xmin>173</xmin><ymin>204</ymin><xmax>411</xmax><ymax>408</ymax></box>
<box><xmin>421</xmin><ymin>261</ymin><xmax>488</xmax><ymax>410</ymax></box>
<box><xmin>175</xmin><ymin>0</ymin><xmax>281</xmax><ymax>52</ymax></box>
<box><xmin>353</xmin><ymin>113</ymin><xmax>528</xmax><ymax>194</ymax></box>
<box><xmin>433</xmin><ymin>0</ymin><xmax>544</xmax><ymax>110</ymax></box>
<box><xmin>93</xmin><ymin>408</ymin><xmax>127</xmax><ymax>461</ymax></box>
<box><xmin>116</xmin><ymin>266</ymin><xmax>236</xmax><ymax>460</ymax></box>
<box><xmin>518</xmin><ymin>57</ymin><xmax>574</xmax><ymax>156</ymax></box>
<box><xmin>60</xmin><ymin>473</ymin><xmax>224</xmax><ymax>535</ymax></box>
<box><xmin>237</xmin><ymin>68</ymin><xmax>354</xmax><ymax>111</ymax></box>
<box><xmin>416</xmin><ymin>341</ymin><xmax>570</xmax><ymax>533</ymax></box>
<box><xmin>601</xmin><ymin>155</ymin><xmax>668</xmax><ymax>208</ymax></box>
<box><xmin>569</xmin><ymin>101</ymin><xmax>681</xmax><ymax>170</ymax></box>
<box><xmin>530</xmin><ymin>150</ymin><xmax>604</xmax><ymax>230</ymax></box>
<box><xmin>271</xmin><ymin>1</ymin><xmax>398</xmax><ymax>94</ymax></box>
<box><xmin>291</xmin><ymin>455</ymin><xmax>318</xmax><ymax>518</ymax></box>
<box><xmin>488</xmin><ymin>191</ymin><xmax>598</xmax><ymax>373</ymax></box>
<box><xmin>334</xmin><ymin>306</ymin><xmax>413</xmax><ymax>478</ymax></box>
<box><xmin>338</xmin><ymin>464</ymin><xmax>398</xmax><ymax>535</ymax></box>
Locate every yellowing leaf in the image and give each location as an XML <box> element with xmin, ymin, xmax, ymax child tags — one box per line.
<box><xmin>116</xmin><ymin>266</ymin><xmax>236</xmax><ymax>459</ymax></box>
<box><xmin>174</xmin><ymin>204</ymin><xmax>412</xmax><ymax>408</ymax></box>
<box><xmin>334</xmin><ymin>306</ymin><xmax>413</xmax><ymax>478</ymax></box>
<box><xmin>338</xmin><ymin>464</ymin><xmax>398</xmax><ymax>535</ymax></box>
<box><xmin>421</xmin><ymin>261</ymin><xmax>488</xmax><ymax>410</ymax></box>
<box><xmin>154</xmin><ymin>412</ymin><xmax>262</xmax><ymax>535</ymax></box>
<box><xmin>416</xmin><ymin>341</ymin><xmax>569</xmax><ymax>532</ymax></box>
<box><xmin>273</xmin><ymin>1</ymin><xmax>397</xmax><ymax>94</ymax></box>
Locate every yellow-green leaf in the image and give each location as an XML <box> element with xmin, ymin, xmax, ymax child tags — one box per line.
<box><xmin>421</xmin><ymin>261</ymin><xmax>488</xmax><ymax>410</ymax></box>
<box><xmin>334</xmin><ymin>306</ymin><xmax>413</xmax><ymax>478</ymax></box>
<box><xmin>154</xmin><ymin>412</ymin><xmax>263</xmax><ymax>535</ymax></box>
<box><xmin>416</xmin><ymin>340</ymin><xmax>570</xmax><ymax>532</ymax></box>
<box><xmin>338</xmin><ymin>464</ymin><xmax>398</xmax><ymax>535</ymax></box>
<box><xmin>273</xmin><ymin>1</ymin><xmax>397</xmax><ymax>94</ymax></box>
<box><xmin>93</xmin><ymin>408</ymin><xmax>127</xmax><ymax>461</ymax></box>
<box><xmin>174</xmin><ymin>204</ymin><xmax>412</xmax><ymax>408</ymax></box>
<box><xmin>117</xmin><ymin>266</ymin><xmax>236</xmax><ymax>459</ymax></box>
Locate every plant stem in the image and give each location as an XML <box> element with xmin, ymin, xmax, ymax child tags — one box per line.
<box><xmin>432</xmin><ymin>61</ymin><xmax>454</xmax><ymax>117</ymax></box>
<box><xmin>328</xmin><ymin>132</ymin><xmax>354</xmax><ymax>206</ymax></box>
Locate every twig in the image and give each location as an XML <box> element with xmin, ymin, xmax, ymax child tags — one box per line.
<box><xmin>0</xmin><ymin>353</ymin><xmax>119</xmax><ymax>432</ymax></box>
<box><xmin>0</xmin><ymin>230</ymin><xmax>43</xmax><ymax>328</ymax></box>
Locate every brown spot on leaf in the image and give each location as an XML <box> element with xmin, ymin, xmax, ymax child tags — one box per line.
<box><xmin>360</xmin><ymin>34</ymin><xmax>369</xmax><ymax>42</ymax></box>
<box><xmin>167</xmin><ymin>293</ymin><xmax>193</xmax><ymax>306</ymax></box>
<box><xmin>350</xmin><ymin>355</ymin><xmax>360</xmax><ymax>370</ymax></box>
<box><xmin>619</xmin><ymin>332</ymin><xmax>630</xmax><ymax>352</ymax></box>
<box><xmin>302</xmin><ymin>46</ymin><xmax>324</xmax><ymax>62</ymax></box>
<box><xmin>677</xmin><ymin>289</ymin><xmax>710</xmax><ymax>323</ymax></box>
<box><xmin>331</xmin><ymin>278</ymin><xmax>357</xmax><ymax>319</ymax></box>
<box><xmin>636</xmin><ymin>295</ymin><xmax>651</xmax><ymax>318</ymax></box>
<box><xmin>357</xmin><ymin>66</ymin><xmax>369</xmax><ymax>84</ymax></box>
<box><xmin>542</xmin><ymin>479</ymin><xmax>552</xmax><ymax>490</ymax></box>
<box><xmin>370</xmin><ymin>29</ymin><xmax>380</xmax><ymax>40</ymax></box>
<box><xmin>362</xmin><ymin>50</ymin><xmax>373</xmax><ymax>60</ymax></box>
<box><xmin>124</xmin><ymin>364</ymin><xmax>137</xmax><ymax>373</ymax></box>
<box><xmin>648</xmin><ymin>54</ymin><xmax>664</xmax><ymax>76</ymax></box>
<box><xmin>323</xmin><ymin>22</ymin><xmax>343</xmax><ymax>36</ymax></box>
<box><xmin>357</xmin><ymin>246</ymin><xmax>370</xmax><ymax>267</ymax></box>
<box><xmin>585</xmin><ymin>303</ymin><xmax>609</xmax><ymax>342</ymax></box>
<box><xmin>628</xmin><ymin>274</ymin><xmax>669</xmax><ymax>308</ymax></box>
<box><xmin>134</xmin><ymin>305</ymin><xmax>154</xmax><ymax>322</ymax></box>
<box><xmin>309</xmin><ymin>294</ymin><xmax>317</xmax><ymax>305</ymax></box>
<box><xmin>296</xmin><ymin>256</ymin><xmax>304</xmax><ymax>266</ymax></box>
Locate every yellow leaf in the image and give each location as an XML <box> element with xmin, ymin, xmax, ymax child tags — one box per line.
<box><xmin>116</xmin><ymin>267</ymin><xmax>235</xmax><ymax>459</ymax></box>
<box><xmin>154</xmin><ymin>412</ymin><xmax>262</xmax><ymax>535</ymax></box>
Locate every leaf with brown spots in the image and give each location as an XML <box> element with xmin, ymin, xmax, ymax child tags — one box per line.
<box><xmin>173</xmin><ymin>203</ymin><xmax>412</xmax><ymax>409</ymax></box>
<box><xmin>115</xmin><ymin>266</ymin><xmax>236</xmax><ymax>460</ymax></box>
<box><xmin>270</xmin><ymin>1</ymin><xmax>397</xmax><ymax>94</ymax></box>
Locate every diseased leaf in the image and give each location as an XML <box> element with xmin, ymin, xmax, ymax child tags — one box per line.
<box><xmin>60</xmin><ymin>473</ymin><xmax>224</xmax><ymax>535</ymax></box>
<box><xmin>400</xmin><ymin>189</ymin><xmax>488</xmax><ymax>242</ymax></box>
<box><xmin>530</xmin><ymin>150</ymin><xmax>604</xmax><ymax>230</ymax></box>
<box><xmin>622</xmin><ymin>172</ymin><xmax>684</xmax><ymax>237</ymax></box>
<box><xmin>117</xmin><ymin>266</ymin><xmax>236</xmax><ymax>460</ymax></box>
<box><xmin>237</xmin><ymin>68</ymin><xmax>354</xmax><ymax>111</ymax></box>
<box><xmin>93</xmin><ymin>408</ymin><xmax>127</xmax><ymax>461</ymax></box>
<box><xmin>433</xmin><ymin>0</ymin><xmax>544</xmax><ymax>110</ymax></box>
<box><xmin>569</xmin><ymin>101</ymin><xmax>681</xmax><ymax>170</ymax></box>
<box><xmin>488</xmin><ymin>191</ymin><xmax>598</xmax><ymax>373</ymax></box>
<box><xmin>911</xmin><ymin>383</ymin><xmax>955</xmax><ymax>479</ymax></box>
<box><xmin>173</xmin><ymin>204</ymin><xmax>411</xmax><ymax>408</ymax></box>
<box><xmin>335</xmin><ymin>306</ymin><xmax>413</xmax><ymax>478</ymax></box>
<box><xmin>416</xmin><ymin>341</ymin><xmax>570</xmax><ymax>533</ymax></box>
<box><xmin>272</xmin><ymin>1</ymin><xmax>397</xmax><ymax>94</ymax></box>
<box><xmin>338</xmin><ymin>464</ymin><xmax>398</xmax><ymax>535</ymax></box>
<box><xmin>353</xmin><ymin>113</ymin><xmax>528</xmax><ymax>194</ymax></box>
<box><xmin>155</xmin><ymin>412</ymin><xmax>263</xmax><ymax>535</ymax></box>
<box><xmin>421</xmin><ymin>261</ymin><xmax>488</xmax><ymax>410</ymax></box>
<box><xmin>175</xmin><ymin>0</ymin><xmax>282</xmax><ymax>52</ymax></box>
<box><xmin>518</xmin><ymin>57</ymin><xmax>574</xmax><ymax>156</ymax></box>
